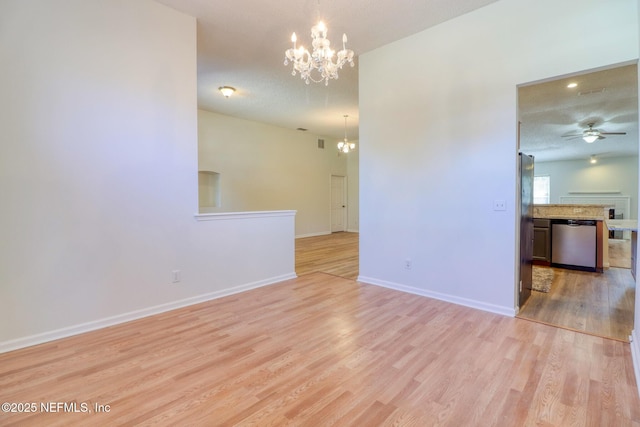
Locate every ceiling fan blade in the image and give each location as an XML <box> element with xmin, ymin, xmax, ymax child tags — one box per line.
<box><xmin>561</xmin><ymin>133</ymin><xmax>582</xmax><ymax>138</ymax></box>
<box><xmin>600</xmin><ymin>132</ymin><xmax>627</xmax><ymax>135</ymax></box>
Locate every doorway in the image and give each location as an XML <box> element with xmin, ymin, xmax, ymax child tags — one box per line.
<box><xmin>516</xmin><ymin>62</ymin><xmax>638</xmax><ymax>341</ymax></box>
<box><xmin>331</xmin><ymin>175</ymin><xmax>347</xmax><ymax>232</ymax></box>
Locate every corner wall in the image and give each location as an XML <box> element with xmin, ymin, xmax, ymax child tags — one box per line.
<box><xmin>633</xmin><ymin>0</ymin><xmax>640</xmax><ymax>397</ymax></box>
<box><xmin>0</xmin><ymin>0</ymin><xmax>295</xmax><ymax>351</ymax></box>
<box><xmin>358</xmin><ymin>0</ymin><xmax>638</xmax><ymax>315</ymax></box>
<box><xmin>198</xmin><ymin>110</ymin><xmax>352</xmax><ymax>237</ymax></box>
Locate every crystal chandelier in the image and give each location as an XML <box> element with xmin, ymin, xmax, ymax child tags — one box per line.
<box><xmin>284</xmin><ymin>21</ymin><xmax>354</xmax><ymax>86</ymax></box>
<box><xmin>337</xmin><ymin>115</ymin><xmax>355</xmax><ymax>153</ymax></box>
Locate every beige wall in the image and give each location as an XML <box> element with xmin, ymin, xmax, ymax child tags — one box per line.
<box><xmin>198</xmin><ymin>110</ymin><xmax>359</xmax><ymax>237</ymax></box>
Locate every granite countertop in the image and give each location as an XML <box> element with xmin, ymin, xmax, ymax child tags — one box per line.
<box><xmin>533</xmin><ymin>204</ymin><xmax>609</xmax><ymax>221</ymax></box>
<box><xmin>538</xmin><ymin>204</ymin><xmax>613</xmax><ymax>208</ymax></box>
<box><xmin>534</xmin><ymin>215</ymin><xmax>605</xmax><ymax>220</ymax></box>
<box><xmin>606</xmin><ymin>219</ymin><xmax>638</xmax><ymax>231</ymax></box>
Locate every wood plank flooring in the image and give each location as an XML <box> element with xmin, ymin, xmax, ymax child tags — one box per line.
<box><xmin>1</xmin><ymin>272</ymin><xmax>639</xmax><ymax>426</ymax></box>
<box><xmin>610</xmin><ymin>238</ymin><xmax>632</xmax><ymax>269</ymax></box>
<box><xmin>519</xmin><ymin>239</ymin><xmax>636</xmax><ymax>342</ymax></box>
<box><xmin>296</xmin><ymin>232</ymin><xmax>359</xmax><ymax>279</ymax></box>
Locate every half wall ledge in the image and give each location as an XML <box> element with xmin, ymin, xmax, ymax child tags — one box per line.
<box><xmin>194</xmin><ymin>210</ymin><xmax>297</xmax><ymax>221</ymax></box>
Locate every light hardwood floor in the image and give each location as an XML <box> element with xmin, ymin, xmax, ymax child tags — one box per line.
<box><xmin>1</xmin><ymin>272</ymin><xmax>639</xmax><ymax>426</ymax></box>
<box><xmin>296</xmin><ymin>232</ymin><xmax>359</xmax><ymax>279</ymax></box>
<box><xmin>518</xmin><ymin>239</ymin><xmax>636</xmax><ymax>342</ymax></box>
<box><xmin>2</xmin><ymin>233</ymin><xmax>639</xmax><ymax>425</ymax></box>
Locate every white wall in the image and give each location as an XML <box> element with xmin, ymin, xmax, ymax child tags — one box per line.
<box><xmin>633</xmin><ymin>0</ymin><xmax>640</xmax><ymax>396</ymax></box>
<box><xmin>359</xmin><ymin>0</ymin><xmax>638</xmax><ymax>315</ymax></box>
<box><xmin>347</xmin><ymin>148</ymin><xmax>360</xmax><ymax>232</ymax></box>
<box><xmin>0</xmin><ymin>0</ymin><xmax>295</xmax><ymax>351</ymax></box>
<box><xmin>535</xmin><ymin>156</ymin><xmax>639</xmax><ymax>218</ymax></box>
<box><xmin>198</xmin><ymin>110</ymin><xmax>355</xmax><ymax>237</ymax></box>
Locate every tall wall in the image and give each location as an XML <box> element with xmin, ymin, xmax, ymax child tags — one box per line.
<box><xmin>535</xmin><ymin>156</ymin><xmax>639</xmax><ymax>219</ymax></box>
<box><xmin>633</xmin><ymin>0</ymin><xmax>640</xmax><ymax>396</ymax></box>
<box><xmin>0</xmin><ymin>0</ymin><xmax>295</xmax><ymax>351</ymax></box>
<box><xmin>198</xmin><ymin>110</ymin><xmax>358</xmax><ymax>237</ymax></box>
<box><xmin>358</xmin><ymin>0</ymin><xmax>638</xmax><ymax>315</ymax></box>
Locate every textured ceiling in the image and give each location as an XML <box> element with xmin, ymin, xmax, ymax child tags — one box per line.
<box><xmin>519</xmin><ymin>63</ymin><xmax>638</xmax><ymax>162</ymax></box>
<box><xmin>155</xmin><ymin>0</ymin><xmax>638</xmax><ymax>161</ymax></box>
<box><xmin>155</xmin><ymin>0</ymin><xmax>500</xmax><ymax>140</ymax></box>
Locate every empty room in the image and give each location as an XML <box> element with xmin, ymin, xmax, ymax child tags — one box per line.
<box><xmin>1</xmin><ymin>0</ymin><xmax>640</xmax><ymax>425</ymax></box>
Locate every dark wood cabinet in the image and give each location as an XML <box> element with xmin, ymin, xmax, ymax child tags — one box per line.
<box><xmin>533</xmin><ymin>219</ymin><xmax>551</xmax><ymax>263</ymax></box>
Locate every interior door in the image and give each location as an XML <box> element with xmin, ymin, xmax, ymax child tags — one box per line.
<box><xmin>331</xmin><ymin>175</ymin><xmax>347</xmax><ymax>232</ymax></box>
<box><xmin>519</xmin><ymin>153</ymin><xmax>534</xmax><ymax>307</ymax></box>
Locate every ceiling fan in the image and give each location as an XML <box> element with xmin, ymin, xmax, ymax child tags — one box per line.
<box><xmin>563</xmin><ymin>123</ymin><xmax>627</xmax><ymax>143</ymax></box>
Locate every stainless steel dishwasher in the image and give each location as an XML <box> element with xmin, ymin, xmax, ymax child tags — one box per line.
<box><xmin>551</xmin><ymin>219</ymin><xmax>597</xmax><ymax>271</ymax></box>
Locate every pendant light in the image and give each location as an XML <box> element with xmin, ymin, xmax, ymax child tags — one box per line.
<box><xmin>337</xmin><ymin>115</ymin><xmax>355</xmax><ymax>153</ymax></box>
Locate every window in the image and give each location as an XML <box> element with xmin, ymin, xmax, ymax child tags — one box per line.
<box><xmin>533</xmin><ymin>175</ymin><xmax>550</xmax><ymax>204</ymax></box>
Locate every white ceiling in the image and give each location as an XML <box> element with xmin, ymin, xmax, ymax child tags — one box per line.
<box><xmin>519</xmin><ymin>63</ymin><xmax>639</xmax><ymax>162</ymax></box>
<box><xmin>155</xmin><ymin>0</ymin><xmax>500</xmax><ymax>140</ymax></box>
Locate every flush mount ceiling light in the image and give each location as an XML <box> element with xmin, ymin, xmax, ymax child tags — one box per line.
<box><xmin>567</xmin><ymin>82</ymin><xmax>578</xmax><ymax>88</ymax></box>
<box><xmin>337</xmin><ymin>115</ymin><xmax>355</xmax><ymax>153</ymax></box>
<box><xmin>218</xmin><ymin>86</ymin><xmax>235</xmax><ymax>98</ymax></box>
<box><xmin>284</xmin><ymin>21</ymin><xmax>355</xmax><ymax>86</ymax></box>
<box><xmin>590</xmin><ymin>155</ymin><xmax>597</xmax><ymax>164</ymax></box>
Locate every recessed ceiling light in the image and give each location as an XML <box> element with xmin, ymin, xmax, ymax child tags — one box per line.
<box><xmin>567</xmin><ymin>82</ymin><xmax>578</xmax><ymax>88</ymax></box>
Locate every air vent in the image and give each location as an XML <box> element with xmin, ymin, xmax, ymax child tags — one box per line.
<box><xmin>578</xmin><ymin>87</ymin><xmax>606</xmax><ymax>96</ymax></box>
<box><xmin>317</xmin><ymin>139</ymin><xmax>324</xmax><ymax>149</ymax></box>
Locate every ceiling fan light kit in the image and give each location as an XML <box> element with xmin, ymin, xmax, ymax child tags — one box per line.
<box><xmin>583</xmin><ymin>131</ymin><xmax>599</xmax><ymax>143</ymax></box>
<box><xmin>284</xmin><ymin>21</ymin><xmax>355</xmax><ymax>86</ymax></box>
<box><xmin>563</xmin><ymin>122</ymin><xmax>627</xmax><ymax>144</ymax></box>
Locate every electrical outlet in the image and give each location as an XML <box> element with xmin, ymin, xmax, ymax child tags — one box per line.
<box><xmin>573</xmin><ymin>208</ymin><xmax>583</xmax><ymax>213</ymax></box>
<box><xmin>493</xmin><ymin>200</ymin><xmax>506</xmax><ymax>211</ymax></box>
<box><xmin>404</xmin><ymin>259</ymin><xmax>412</xmax><ymax>270</ymax></box>
<box><xmin>172</xmin><ymin>270</ymin><xmax>181</xmax><ymax>283</ymax></box>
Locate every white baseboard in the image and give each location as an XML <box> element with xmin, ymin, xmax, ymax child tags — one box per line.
<box><xmin>631</xmin><ymin>329</ymin><xmax>640</xmax><ymax>397</ymax></box>
<box><xmin>0</xmin><ymin>272</ymin><xmax>297</xmax><ymax>354</ymax></box>
<box><xmin>296</xmin><ymin>231</ymin><xmax>331</xmax><ymax>239</ymax></box>
<box><xmin>357</xmin><ymin>275</ymin><xmax>516</xmax><ymax>317</ymax></box>
<box><xmin>347</xmin><ymin>228</ymin><xmax>359</xmax><ymax>233</ymax></box>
